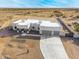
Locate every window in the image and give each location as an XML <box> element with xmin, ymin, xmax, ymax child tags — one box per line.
<box><xmin>15</xmin><ymin>26</ymin><xmax>17</xmax><ymax>29</ymax></box>
<box><xmin>38</xmin><ymin>27</ymin><xmax>40</xmax><ymax>30</ymax></box>
<box><xmin>32</xmin><ymin>26</ymin><xmax>35</xmax><ymax>30</ymax></box>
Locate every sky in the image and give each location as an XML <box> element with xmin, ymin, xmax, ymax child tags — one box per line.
<box><xmin>0</xmin><ymin>0</ymin><xmax>79</xmax><ymax>8</ymax></box>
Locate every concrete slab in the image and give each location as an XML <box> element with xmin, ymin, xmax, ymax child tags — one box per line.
<box><xmin>40</xmin><ymin>36</ymin><xmax>69</xmax><ymax>59</ymax></box>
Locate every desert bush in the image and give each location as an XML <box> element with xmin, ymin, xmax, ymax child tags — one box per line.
<box><xmin>55</xmin><ymin>13</ymin><xmax>63</xmax><ymax>17</ymax></box>
<box><xmin>62</xmin><ymin>15</ymin><xmax>66</xmax><ymax>18</ymax></box>
<box><xmin>54</xmin><ymin>10</ymin><xmax>61</xmax><ymax>13</ymax></box>
<box><xmin>76</xmin><ymin>15</ymin><xmax>79</xmax><ymax>18</ymax></box>
<box><xmin>49</xmin><ymin>14</ymin><xmax>53</xmax><ymax>17</ymax></box>
<box><xmin>27</xmin><ymin>12</ymin><xmax>30</xmax><ymax>14</ymax></box>
<box><xmin>74</xmin><ymin>23</ymin><xmax>79</xmax><ymax>32</ymax></box>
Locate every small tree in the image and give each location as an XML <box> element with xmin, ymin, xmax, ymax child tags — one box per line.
<box><xmin>74</xmin><ymin>23</ymin><xmax>79</xmax><ymax>32</ymax></box>
<box><xmin>55</xmin><ymin>13</ymin><xmax>63</xmax><ymax>17</ymax></box>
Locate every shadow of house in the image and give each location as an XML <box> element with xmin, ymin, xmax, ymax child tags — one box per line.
<box><xmin>16</xmin><ymin>34</ymin><xmax>41</xmax><ymax>40</ymax></box>
<box><xmin>72</xmin><ymin>38</ymin><xmax>79</xmax><ymax>47</ymax></box>
<box><xmin>10</xmin><ymin>39</ymin><xmax>26</xmax><ymax>43</ymax></box>
<box><xmin>0</xmin><ymin>26</ymin><xmax>53</xmax><ymax>40</ymax></box>
<box><xmin>61</xmin><ymin>37</ymin><xmax>79</xmax><ymax>47</ymax></box>
<box><xmin>0</xmin><ymin>26</ymin><xmax>18</xmax><ymax>37</ymax></box>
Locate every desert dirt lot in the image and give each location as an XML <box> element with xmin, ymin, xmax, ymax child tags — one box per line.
<box><xmin>61</xmin><ymin>37</ymin><xmax>79</xmax><ymax>59</ymax></box>
<box><xmin>0</xmin><ymin>36</ymin><xmax>44</xmax><ymax>59</ymax></box>
<box><xmin>0</xmin><ymin>8</ymin><xmax>79</xmax><ymax>59</ymax></box>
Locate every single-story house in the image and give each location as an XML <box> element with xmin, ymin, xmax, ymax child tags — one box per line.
<box><xmin>11</xmin><ymin>19</ymin><xmax>62</xmax><ymax>36</ymax></box>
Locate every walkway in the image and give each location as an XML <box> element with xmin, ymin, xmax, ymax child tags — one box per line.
<box><xmin>40</xmin><ymin>36</ymin><xmax>69</xmax><ymax>59</ymax></box>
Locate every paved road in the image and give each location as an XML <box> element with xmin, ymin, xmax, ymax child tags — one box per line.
<box><xmin>40</xmin><ymin>36</ymin><xmax>69</xmax><ymax>59</ymax></box>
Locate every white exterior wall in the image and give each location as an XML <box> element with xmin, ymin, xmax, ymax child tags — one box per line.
<box><xmin>12</xmin><ymin>22</ymin><xmax>29</xmax><ymax>30</ymax></box>
<box><xmin>13</xmin><ymin>26</ymin><xmax>16</xmax><ymax>30</ymax></box>
<box><xmin>52</xmin><ymin>31</ymin><xmax>54</xmax><ymax>35</ymax></box>
<box><xmin>40</xmin><ymin>26</ymin><xmax>53</xmax><ymax>31</ymax></box>
<box><xmin>12</xmin><ymin>24</ymin><xmax>17</xmax><ymax>30</ymax></box>
<box><xmin>40</xmin><ymin>30</ymin><xmax>53</xmax><ymax>36</ymax></box>
<box><xmin>53</xmin><ymin>26</ymin><xmax>61</xmax><ymax>31</ymax></box>
<box><xmin>40</xmin><ymin>26</ymin><xmax>61</xmax><ymax>32</ymax></box>
<box><xmin>59</xmin><ymin>32</ymin><xmax>66</xmax><ymax>36</ymax></box>
<box><xmin>40</xmin><ymin>26</ymin><xmax>54</xmax><ymax>36</ymax></box>
<box><xmin>17</xmin><ymin>25</ymin><xmax>28</xmax><ymax>29</ymax></box>
<box><xmin>30</xmin><ymin>23</ymin><xmax>39</xmax><ymax>30</ymax></box>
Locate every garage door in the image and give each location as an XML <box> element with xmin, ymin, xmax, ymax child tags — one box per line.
<box><xmin>54</xmin><ymin>31</ymin><xmax>59</xmax><ymax>36</ymax></box>
<box><xmin>42</xmin><ymin>30</ymin><xmax>52</xmax><ymax>36</ymax></box>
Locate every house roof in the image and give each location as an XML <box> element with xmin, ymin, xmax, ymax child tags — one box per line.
<box><xmin>26</xmin><ymin>19</ymin><xmax>40</xmax><ymax>24</ymax></box>
<box><xmin>13</xmin><ymin>19</ymin><xmax>61</xmax><ymax>28</ymax></box>
<box><xmin>40</xmin><ymin>20</ymin><xmax>61</xmax><ymax>27</ymax></box>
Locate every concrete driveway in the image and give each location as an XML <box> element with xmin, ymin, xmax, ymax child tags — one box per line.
<box><xmin>40</xmin><ymin>36</ymin><xmax>69</xmax><ymax>59</ymax></box>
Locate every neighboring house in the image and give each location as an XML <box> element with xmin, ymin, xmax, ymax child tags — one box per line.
<box><xmin>11</xmin><ymin>19</ymin><xmax>61</xmax><ymax>36</ymax></box>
